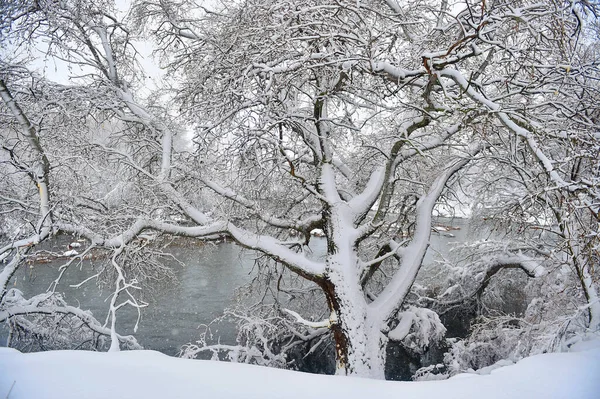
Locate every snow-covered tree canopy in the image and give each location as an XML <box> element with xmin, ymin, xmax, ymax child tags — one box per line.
<box><xmin>0</xmin><ymin>0</ymin><xmax>598</xmax><ymax>379</ymax></box>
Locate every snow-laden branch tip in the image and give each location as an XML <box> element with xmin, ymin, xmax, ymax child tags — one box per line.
<box><xmin>388</xmin><ymin>307</ymin><xmax>446</xmax><ymax>354</ymax></box>
<box><xmin>0</xmin><ymin>290</ymin><xmax>142</xmax><ymax>350</ymax></box>
<box><xmin>283</xmin><ymin>308</ymin><xmax>334</xmax><ymax>329</ymax></box>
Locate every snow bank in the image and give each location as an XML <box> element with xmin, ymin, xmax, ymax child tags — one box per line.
<box><xmin>1</xmin><ymin>344</ymin><xmax>599</xmax><ymax>399</ymax></box>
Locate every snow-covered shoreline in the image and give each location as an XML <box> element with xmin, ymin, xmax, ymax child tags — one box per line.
<box><xmin>1</xmin><ymin>343</ymin><xmax>599</xmax><ymax>399</ymax></box>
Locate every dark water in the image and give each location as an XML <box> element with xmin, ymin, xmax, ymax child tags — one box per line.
<box><xmin>2</xmin><ymin>242</ymin><xmax>255</xmax><ymax>354</ymax></box>
<box><xmin>1</xmin><ymin>218</ymin><xmax>472</xmax><ymax>358</ymax></box>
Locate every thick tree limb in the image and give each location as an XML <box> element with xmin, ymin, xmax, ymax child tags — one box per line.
<box><xmin>372</xmin><ymin>146</ymin><xmax>484</xmax><ymax>322</ymax></box>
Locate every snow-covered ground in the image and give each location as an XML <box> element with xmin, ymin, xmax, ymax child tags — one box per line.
<box><xmin>1</xmin><ymin>342</ymin><xmax>599</xmax><ymax>399</ymax></box>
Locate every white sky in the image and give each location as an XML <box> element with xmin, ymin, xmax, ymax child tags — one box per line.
<box><xmin>26</xmin><ymin>0</ymin><xmax>163</xmax><ymax>95</ymax></box>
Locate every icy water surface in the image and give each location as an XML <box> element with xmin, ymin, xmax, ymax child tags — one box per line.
<box><xmin>3</xmin><ymin>242</ymin><xmax>254</xmax><ymax>355</ymax></box>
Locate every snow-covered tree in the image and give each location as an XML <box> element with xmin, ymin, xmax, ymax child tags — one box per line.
<box><xmin>130</xmin><ymin>0</ymin><xmax>599</xmax><ymax>378</ymax></box>
<box><xmin>0</xmin><ymin>0</ymin><xmax>598</xmax><ymax>380</ymax></box>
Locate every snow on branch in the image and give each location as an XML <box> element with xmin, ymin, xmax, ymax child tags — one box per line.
<box><xmin>348</xmin><ymin>165</ymin><xmax>386</xmax><ymax>220</ymax></box>
<box><xmin>393</xmin><ymin>122</ymin><xmax>463</xmax><ymax>167</ymax></box>
<box><xmin>0</xmin><ymin>290</ymin><xmax>141</xmax><ymax>350</ymax></box>
<box><xmin>475</xmin><ymin>253</ymin><xmax>547</xmax><ymax>298</ymax></box>
<box><xmin>438</xmin><ymin>68</ymin><xmax>579</xmax><ymax>192</ymax></box>
<box><xmin>202</xmin><ymin>178</ymin><xmax>321</xmax><ymax>231</ymax></box>
<box><xmin>359</xmin><ymin>239</ymin><xmax>407</xmax><ymax>287</ymax></box>
<box><xmin>388</xmin><ymin>306</ymin><xmax>446</xmax><ymax>354</ymax></box>
<box><xmin>369</xmin><ymin>60</ymin><xmax>424</xmax><ymax>83</ymax></box>
<box><xmin>0</xmin><ymin>80</ymin><xmax>47</xmax><ymax>165</ymax></box>
<box><xmin>0</xmin><ymin>79</ymin><xmax>52</xmax><ymax>235</ymax></box>
<box><xmin>59</xmin><ymin>216</ymin><xmax>324</xmax><ymax>282</ymax></box>
<box><xmin>425</xmin><ymin>249</ymin><xmax>548</xmax><ymax>310</ymax></box>
<box><xmin>56</xmin><ymin>219</ymin><xmax>227</xmax><ymax>248</ymax></box>
<box><xmin>227</xmin><ymin>223</ymin><xmax>325</xmax><ymax>279</ymax></box>
<box><xmin>0</xmin><ymin>250</ymin><xmax>23</xmax><ymax>301</ymax></box>
<box><xmin>373</xmin><ymin>147</ymin><xmax>483</xmax><ymax>320</ymax></box>
<box><xmin>282</xmin><ymin>308</ymin><xmax>333</xmax><ymax>329</ymax></box>
<box><xmin>0</xmin><ymin>235</ymin><xmax>45</xmax><ymax>263</ymax></box>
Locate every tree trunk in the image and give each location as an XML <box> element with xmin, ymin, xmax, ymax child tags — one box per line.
<box><xmin>319</xmin><ymin>203</ymin><xmax>389</xmax><ymax>379</ymax></box>
<box><xmin>564</xmin><ymin>219</ymin><xmax>600</xmax><ymax>332</ymax></box>
<box><xmin>338</xmin><ymin>314</ymin><xmax>387</xmax><ymax>379</ymax></box>
<box><xmin>322</xmin><ymin>273</ymin><xmax>387</xmax><ymax>379</ymax></box>
<box><xmin>578</xmin><ymin>260</ymin><xmax>600</xmax><ymax>332</ymax></box>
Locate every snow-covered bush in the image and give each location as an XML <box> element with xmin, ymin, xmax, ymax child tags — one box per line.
<box><xmin>0</xmin><ymin>289</ymin><xmax>140</xmax><ymax>351</ymax></box>
<box><xmin>181</xmin><ymin>262</ymin><xmax>334</xmax><ymax>372</ymax></box>
<box><xmin>414</xmin><ymin>275</ymin><xmax>591</xmax><ymax>381</ymax></box>
<box><xmin>181</xmin><ymin>305</ymin><xmax>290</xmax><ymax>368</ymax></box>
<box><xmin>388</xmin><ymin>306</ymin><xmax>446</xmax><ymax>355</ymax></box>
<box><xmin>180</xmin><ymin>304</ymin><xmax>334</xmax><ymax>372</ymax></box>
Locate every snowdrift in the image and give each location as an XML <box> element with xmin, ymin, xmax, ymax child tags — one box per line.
<box><xmin>1</xmin><ymin>343</ymin><xmax>599</xmax><ymax>399</ymax></box>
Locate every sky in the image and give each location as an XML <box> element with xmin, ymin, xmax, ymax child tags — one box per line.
<box><xmin>24</xmin><ymin>0</ymin><xmax>164</xmax><ymax>94</ymax></box>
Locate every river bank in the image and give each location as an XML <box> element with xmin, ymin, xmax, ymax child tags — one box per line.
<box><xmin>1</xmin><ymin>339</ymin><xmax>599</xmax><ymax>399</ymax></box>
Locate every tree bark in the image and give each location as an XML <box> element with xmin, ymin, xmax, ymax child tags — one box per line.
<box><xmin>321</xmin><ymin>276</ymin><xmax>387</xmax><ymax>379</ymax></box>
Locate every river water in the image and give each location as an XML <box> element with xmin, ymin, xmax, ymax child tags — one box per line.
<box><xmin>1</xmin><ymin>218</ymin><xmax>472</xmax><ymax>357</ymax></box>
